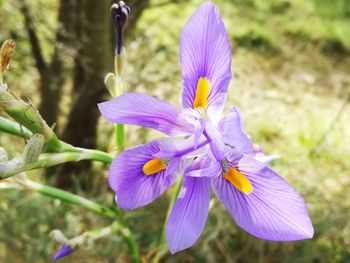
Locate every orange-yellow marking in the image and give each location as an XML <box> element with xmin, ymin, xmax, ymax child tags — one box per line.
<box><xmin>224</xmin><ymin>167</ymin><xmax>253</xmax><ymax>194</ymax></box>
<box><xmin>193</xmin><ymin>77</ymin><xmax>210</xmax><ymax>109</ymax></box>
<box><xmin>142</xmin><ymin>158</ymin><xmax>167</xmax><ymax>175</ymax></box>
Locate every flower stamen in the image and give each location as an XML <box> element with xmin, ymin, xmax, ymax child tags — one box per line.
<box><xmin>193</xmin><ymin>77</ymin><xmax>210</xmax><ymax>109</ymax></box>
<box><xmin>224</xmin><ymin>166</ymin><xmax>253</xmax><ymax>194</ymax></box>
<box><xmin>142</xmin><ymin>158</ymin><xmax>169</xmax><ymax>175</ymax></box>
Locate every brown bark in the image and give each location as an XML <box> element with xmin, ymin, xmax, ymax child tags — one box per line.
<box><xmin>59</xmin><ymin>0</ymin><xmax>113</xmax><ymax>188</ymax></box>
<box><xmin>19</xmin><ymin>0</ymin><xmax>78</xmax><ymax>126</ymax></box>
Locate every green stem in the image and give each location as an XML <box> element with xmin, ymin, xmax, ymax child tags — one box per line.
<box><xmin>20</xmin><ymin>178</ymin><xmax>118</xmax><ymax>218</ymax></box>
<box><xmin>0</xmin><ymin>116</ymin><xmax>32</xmax><ymax>139</ymax></box>
<box><xmin>152</xmin><ymin>177</ymin><xmax>183</xmax><ymax>263</ymax></box>
<box><xmin>0</xmin><ymin>151</ymin><xmax>112</xmax><ymax>179</ymax></box>
<box><xmin>86</xmin><ymin>221</ymin><xmax>123</xmax><ymax>241</ymax></box>
<box><xmin>115</xmin><ymin>124</ymin><xmax>125</xmax><ymax>152</ymax></box>
<box><xmin>59</xmin><ymin>141</ymin><xmax>113</xmax><ymax>163</ymax></box>
<box><xmin>120</xmin><ymin>227</ymin><xmax>140</xmax><ymax>263</ymax></box>
<box><xmin>0</xmin><ymin>117</ymin><xmax>113</xmax><ymax>165</ymax></box>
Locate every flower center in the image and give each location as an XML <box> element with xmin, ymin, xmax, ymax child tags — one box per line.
<box><xmin>193</xmin><ymin>77</ymin><xmax>210</xmax><ymax>109</ymax></box>
<box><xmin>223</xmin><ymin>165</ymin><xmax>253</xmax><ymax>194</ymax></box>
<box><xmin>142</xmin><ymin>158</ymin><xmax>168</xmax><ymax>175</ymax></box>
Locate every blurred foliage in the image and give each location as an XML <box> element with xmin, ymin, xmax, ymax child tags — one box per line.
<box><xmin>1</xmin><ymin>0</ymin><xmax>350</xmax><ymax>262</ymax></box>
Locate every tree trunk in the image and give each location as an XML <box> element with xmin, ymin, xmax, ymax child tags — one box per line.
<box><xmin>59</xmin><ymin>0</ymin><xmax>112</xmax><ymax>189</ymax></box>
<box><xmin>39</xmin><ymin>0</ymin><xmax>78</xmax><ymax>126</ymax></box>
<box><xmin>59</xmin><ymin>0</ymin><xmax>154</xmax><ymax>188</ymax></box>
<box><xmin>19</xmin><ymin>0</ymin><xmax>78</xmax><ymax>126</ymax></box>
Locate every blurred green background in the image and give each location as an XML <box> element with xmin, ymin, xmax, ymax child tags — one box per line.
<box><xmin>1</xmin><ymin>0</ymin><xmax>350</xmax><ymax>262</ymax></box>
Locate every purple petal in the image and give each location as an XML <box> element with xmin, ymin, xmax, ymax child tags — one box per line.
<box><xmin>166</xmin><ymin>176</ymin><xmax>211</xmax><ymax>254</ymax></box>
<box><xmin>194</xmin><ymin>118</ymin><xmax>207</xmax><ymax>148</ymax></box>
<box><xmin>184</xmin><ymin>154</ymin><xmax>221</xmax><ymax>178</ymax></box>
<box><xmin>109</xmin><ymin>139</ymin><xmax>181</xmax><ymax>210</ymax></box>
<box><xmin>253</xmin><ymin>153</ymin><xmax>281</xmax><ymax>163</ymax></box>
<box><xmin>98</xmin><ymin>93</ymin><xmax>191</xmax><ymax>136</ymax></box>
<box><xmin>252</xmin><ymin>144</ymin><xmax>280</xmax><ymax>163</ymax></box>
<box><xmin>219</xmin><ymin>107</ymin><xmax>254</xmax><ymax>154</ymax></box>
<box><xmin>203</xmin><ymin>121</ymin><xmax>225</xmax><ymax>161</ymax></box>
<box><xmin>180</xmin><ymin>3</ymin><xmax>231</xmax><ymax>122</ymax></box>
<box><xmin>212</xmin><ymin>155</ymin><xmax>314</xmax><ymax>241</ymax></box>
<box><xmin>52</xmin><ymin>244</ymin><xmax>74</xmax><ymax>261</ymax></box>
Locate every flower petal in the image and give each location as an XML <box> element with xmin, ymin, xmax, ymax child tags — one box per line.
<box><xmin>212</xmin><ymin>155</ymin><xmax>314</xmax><ymax>241</ymax></box>
<box><xmin>204</xmin><ymin>121</ymin><xmax>225</xmax><ymax>161</ymax></box>
<box><xmin>108</xmin><ymin>139</ymin><xmax>182</xmax><ymax>210</ymax></box>
<box><xmin>180</xmin><ymin>2</ymin><xmax>231</xmax><ymax>122</ymax></box>
<box><xmin>184</xmin><ymin>154</ymin><xmax>221</xmax><ymax>178</ymax></box>
<box><xmin>253</xmin><ymin>153</ymin><xmax>281</xmax><ymax>163</ymax></box>
<box><xmin>166</xmin><ymin>176</ymin><xmax>211</xmax><ymax>254</ymax></box>
<box><xmin>98</xmin><ymin>93</ymin><xmax>190</xmax><ymax>136</ymax></box>
<box><xmin>219</xmin><ymin>107</ymin><xmax>254</xmax><ymax>154</ymax></box>
<box><xmin>52</xmin><ymin>244</ymin><xmax>75</xmax><ymax>261</ymax></box>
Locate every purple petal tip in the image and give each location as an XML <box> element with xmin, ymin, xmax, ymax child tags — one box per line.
<box><xmin>52</xmin><ymin>244</ymin><xmax>75</xmax><ymax>261</ymax></box>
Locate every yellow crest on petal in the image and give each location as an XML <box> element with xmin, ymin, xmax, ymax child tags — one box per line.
<box><xmin>193</xmin><ymin>77</ymin><xmax>210</xmax><ymax>109</ymax></box>
<box><xmin>142</xmin><ymin>158</ymin><xmax>167</xmax><ymax>175</ymax></box>
<box><xmin>224</xmin><ymin>167</ymin><xmax>253</xmax><ymax>194</ymax></box>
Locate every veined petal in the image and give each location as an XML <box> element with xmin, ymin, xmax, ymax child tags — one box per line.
<box><xmin>219</xmin><ymin>107</ymin><xmax>254</xmax><ymax>154</ymax></box>
<box><xmin>166</xmin><ymin>176</ymin><xmax>211</xmax><ymax>254</ymax></box>
<box><xmin>204</xmin><ymin>121</ymin><xmax>225</xmax><ymax>161</ymax></box>
<box><xmin>194</xmin><ymin>118</ymin><xmax>207</xmax><ymax>148</ymax></box>
<box><xmin>108</xmin><ymin>139</ymin><xmax>182</xmax><ymax>210</ymax></box>
<box><xmin>98</xmin><ymin>93</ymin><xmax>191</xmax><ymax>136</ymax></box>
<box><xmin>212</xmin><ymin>154</ymin><xmax>314</xmax><ymax>241</ymax></box>
<box><xmin>181</xmin><ymin>2</ymin><xmax>231</xmax><ymax>123</ymax></box>
<box><xmin>184</xmin><ymin>154</ymin><xmax>221</xmax><ymax>178</ymax></box>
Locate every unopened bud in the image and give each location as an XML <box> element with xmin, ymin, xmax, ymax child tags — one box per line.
<box><xmin>23</xmin><ymin>134</ymin><xmax>44</xmax><ymax>163</ymax></box>
<box><xmin>0</xmin><ymin>39</ymin><xmax>16</xmax><ymax>84</ymax></box>
<box><xmin>111</xmin><ymin>1</ymin><xmax>131</xmax><ymax>55</ymax></box>
<box><xmin>0</xmin><ymin>148</ymin><xmax>8</xmax><ymax>162</ymax></box>
<box><xmin>0</xmin><ymin>157</ymin><xmax>24</xmax><ymax>178</ymax></box>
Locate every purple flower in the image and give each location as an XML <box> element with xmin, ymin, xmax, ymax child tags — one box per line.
<box><xmin>52</xmin><ymin>244</ymin><xmax>75</xmax><ymax>261</ymax></box>
<box><xmin>99</xmin><ymin>2</ymin><xmax>313</xmax><ymax>254</ymax></box>
<box><xmin>252</xmin><ymin>143</ymin><xmax>281</xmax><ymax>163</ymax></box>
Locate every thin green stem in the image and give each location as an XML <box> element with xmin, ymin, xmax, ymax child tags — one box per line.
<box><xmin>0</xmin><ymin>116</ymin><xmax>32</xmax><ymax>139</ymax></box>
<box><xmin>0</xmin><ymin>151</ymin><xmax>112</xmax><ymax>179</ymax></box>
<box><xmin>0</xmin><ymin>101</ymin><xmax>113</xmax><ymax>165</ymax></box>
<box><xmin>24</xmin><ymin>179</ymin><xmax>118</xmax><ymax>218</ymax></box>
<box><xmin>59</xmin><ymin>141</ymin><xmax>113</xmax><ymax>163</ymax></box>
<box><xmin>115</xmin><ymin>124</ymin><xmax>125</xmax><ymax>152</ymax></box>
<box><xmin>152</xmin><ymin>177</ymin><xmax>183</xmax><ymax>263</ymax></box>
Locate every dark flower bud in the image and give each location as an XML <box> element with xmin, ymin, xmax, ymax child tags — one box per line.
<box><xmin>111</xmin><ymin>1</ymin><xmax>131</xmax><ymax>55</ymax></box>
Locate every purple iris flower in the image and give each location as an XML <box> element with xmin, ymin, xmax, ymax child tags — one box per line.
<box><xmin>99</xmin><ymin>2</ymin><xmax>313</xmax><ymax>254</ymax></box>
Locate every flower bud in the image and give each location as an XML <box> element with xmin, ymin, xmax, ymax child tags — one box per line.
<box><xmin>0</xmin><ymin>147</ymin><xmax>8</xmax><ymax>162</ymax></box>
<box><xmin>111</xmin><ymin>1</ymin><xmax>131</xmax><ymax>55</ymax></box>
<box><xmin>22</xmin><ymin>134</ymin><xmax>45</xmax><ymax>163</ymax></box>
<box><xmin>0</xmin><ymin>89</ymin><xmax>61</xmax><ymax>151</ymax></box>
<box><xmin>0</xmin><ymin>39</ymin><xmax>16</xmax><ymax>84</ymax></box>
